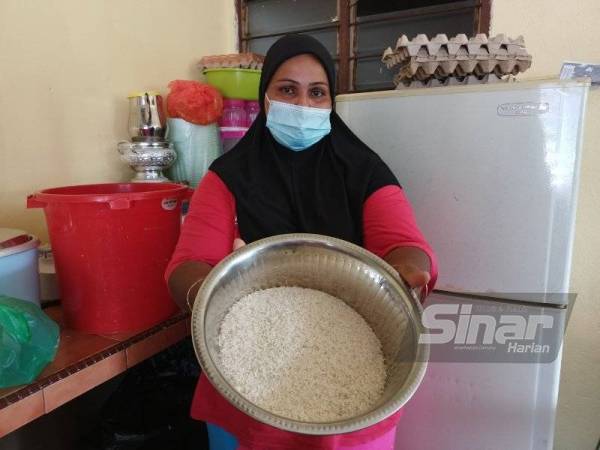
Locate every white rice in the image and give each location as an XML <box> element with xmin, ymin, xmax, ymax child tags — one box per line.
<box><xmin>218</xmin><ymin>286</ymin><xmax>386</xmax><ymax>422</ymax></box>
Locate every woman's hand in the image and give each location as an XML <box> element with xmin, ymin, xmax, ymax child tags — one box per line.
<box><xmin>167</xmin><ymin>239</ymin><xmax>247</xmax><ymax>312</ymax></box>
<box><xmin>392</xmin><ymin>262</ymin><xmax>431</xmax><ymax>289</ymax></box>
<box><xmin>167</xmin><ymin>260</ymin><xmax>212</xmax><ymax>312</ymax></box>
<box><xmin>384</xmin><ymin>247</ymin><xmax>432</xmax><ymax>302</ymax></box>
<box><xmin>233</xmin><ymin>238</ymin><xmax>246</xmax><ymax>250</ymax></box>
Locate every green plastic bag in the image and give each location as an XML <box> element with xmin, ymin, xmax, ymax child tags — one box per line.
<box><xmin>0</xmin><ymin>295</ymin><xmax>59</xmax><ymax>388</ymax></box>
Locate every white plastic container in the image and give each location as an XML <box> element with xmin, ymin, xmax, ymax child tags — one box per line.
<box><xmin>166</xmin><ymin>118</ymin><xmax>222</xmax><ymax>188</ymax></box>
<box><xmin>0</xmin><ymin>228</ymin><xmax>40</xmax><ymax>304</ymax></box>
<box><xmin>38</xmin><ymin>243</ymin><xmax>60</xmax><ymax>303</ymax></box>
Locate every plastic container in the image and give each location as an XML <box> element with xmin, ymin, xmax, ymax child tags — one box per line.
<box><xmin>245</xmin><ymin>101</ymin><xmax>260</xmax><ymax>126</ymax></box>
<box><xmin>0</xmin><ymin>228</ymin><xmax>40</xmax><ymax>304</ymax></box>
<box><xmin>38</xmin><ymin>244</ymin><xmax>60</xmax><ymax>303</ymax></box>
<box><xmin>166</xmin><ymin>118</ymin><xmax>222</xmax><ymax>188</ymax></box>
<box><xmin>221</xmin><ymin>136</ymin><xmax>243</xmax><ymax>153</ymax></box>
<box><xmin>206</xmin><ymin>423</ymin><xmax>238</xmax><ymax>450</ymax></box>
<box><xmin>219</xmin><ymin>99</ymin><xmax>248</xmax><ymax>128</ymax></box>
<box><xmin>27</xmin><ymin>183</ymin><xmax>191</xmax><ymax>334</ymax></box>
<box><xmin>219</xmin><ymin>100</ymin><xmax>248</xmax><ymax>151</ymax></box>
<box><xmin>203</xmin><ymin>68</ymin><xmax>260</xmax><ymax>100</ymax></box>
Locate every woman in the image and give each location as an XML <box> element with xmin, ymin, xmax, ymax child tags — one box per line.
<box><xmin>166</xmin><ymin>34</ymin><xmax>438</xmax><ymax>450</ymax></box>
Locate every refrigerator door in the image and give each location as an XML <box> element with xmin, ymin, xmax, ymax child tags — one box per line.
<box><xmin>336</xmin><ymin>80</ymin><xmax>588</xmax><ymax>304</ymax></box>
<box><xmin>393</xmin><ymin>292</ymin><xmax>565</xmax><ymax>450</ymax></box>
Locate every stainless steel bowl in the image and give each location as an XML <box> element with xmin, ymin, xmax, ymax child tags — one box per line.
<box><xmin>191</xmin><ymin>233</ymin><xmax>429</xmax><ymax>435</ymax></box>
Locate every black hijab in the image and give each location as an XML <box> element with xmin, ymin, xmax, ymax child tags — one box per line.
<box><xmin>210</xmin><ymin>34</ymin><xmax>399</xmax><ymax>246</ymax></box>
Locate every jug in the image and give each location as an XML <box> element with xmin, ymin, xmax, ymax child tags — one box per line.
<box><xmin>128</xmin><ymin>91</ymin><xmax>166</xmax><ymax>139</ymax></box>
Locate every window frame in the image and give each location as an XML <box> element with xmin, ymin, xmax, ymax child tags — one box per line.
<box><xmin>236</xmin><ymin>0</ymin><xmax>491</xmax><ymax>93</ymax></box>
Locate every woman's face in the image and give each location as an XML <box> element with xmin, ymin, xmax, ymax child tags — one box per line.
<box><xmin>264</xmin><ymin>53</ymin><xmax>332</xmax><ymax>112</ymax></box>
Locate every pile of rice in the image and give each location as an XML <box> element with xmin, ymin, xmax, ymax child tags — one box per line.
<box><xmin>218</xmin><ymin>286</ymin><xmax>386</xmax><ymax>422</ymax></box>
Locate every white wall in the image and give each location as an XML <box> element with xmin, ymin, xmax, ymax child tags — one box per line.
<box><xmin>0</xmin><ymin>0</ymin><xmax>237</xmax><ymax>241</ymax></box>
<box><xmin>491</xmin><ymin>1</ymin><xmax>600</xmax><ymax>449</ymax></box>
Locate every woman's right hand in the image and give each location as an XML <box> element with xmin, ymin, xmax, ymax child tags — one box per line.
<box><xmin>233</xmin><ymin>238</ymin><xmax>246</xmax><ymax>250</ymax></box>
<box><xmin>167</xmin><ymin>261</ymin><xmax>213</xmax><ymax>312</ymax></box>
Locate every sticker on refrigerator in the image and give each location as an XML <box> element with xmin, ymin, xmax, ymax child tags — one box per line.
<box><xmin>497</xmin><ymin>102</ymin><xmax>549</xmax><ymax>116</ymax></box>
<box><xmin>560</xmin><ymin>61</ymin><xmax>600</xmax><ymax>85</ymax></box>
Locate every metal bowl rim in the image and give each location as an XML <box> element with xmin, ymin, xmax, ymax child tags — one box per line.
<box><xmin>191</xmin><ymin>233</ymin><xmax>429</xmax><ymax>435</ymax></box>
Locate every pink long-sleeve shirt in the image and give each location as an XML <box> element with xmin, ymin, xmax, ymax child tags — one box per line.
<box><xmin>165</xmin><ymin>170</ymin><xmax>438</xmax><ymax>449</ymax></box>
<box><xmin>166</xmin><ymin>171</ymin><xmax>437</xmax><ymax>285</ymax></box>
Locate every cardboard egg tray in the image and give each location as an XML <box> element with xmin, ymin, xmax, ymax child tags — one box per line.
<box><xmin>198</xmin><ymin>53</ymin><xmax>265</xmax><ymax>70</ymax></box>
<box><xmin>394</xmin><ymin>73</ymin><xmax>511</xmax><ymax>89</ymax></box>
<box><xmin>382</xmin><ymin>33</ymin><xmax>532</xmax><ymax>86</ymax></box>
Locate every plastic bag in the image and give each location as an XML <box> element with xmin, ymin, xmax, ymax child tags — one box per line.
<box><xmin>80</xmin><ymin>338</ymin><xmax>206</xmax><ymax>449</ymax></box>
<box><xmin>166</xmin><ymin>118</ymin><xmax>222</xmax><ymax>188</ymax></box>
<box><xmin>0</xmin><ymin>295</ymin><xmax>59</xmax><ymax>388</ymax></box>
<box><xmin>167</xmin><ymin>80</ymin><xmax>223</xmax><ymax>125</ymax></box>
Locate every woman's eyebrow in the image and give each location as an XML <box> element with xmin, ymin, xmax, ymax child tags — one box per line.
<box><xmin>273</xmin><ymin>79</ymin><xmax>328</xmax><ymax>86</ymax></box>
<box><xmin>273</xmin><ymin>78</ymin><xmax>300</xmax><ymax>84</ymax></box>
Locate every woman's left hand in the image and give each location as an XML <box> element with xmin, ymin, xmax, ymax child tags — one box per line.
<box><xmin>384</xmin><ymin>247</ymin><xmax>432</xmax><ymax>301</ymax></box>
<box><xmin>392</xmin><ymin>262</ymin><xmax>431</xmax><ymax>302</ymax></box>
<box><xmin>392</xmin><ymin>262</ymin><xmax>431</xmax><ymax>290</ymax></box>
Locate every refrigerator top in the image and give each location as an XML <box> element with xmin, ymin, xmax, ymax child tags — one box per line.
<box><xmin>336</xmin><ymin>77</ymin><xmax>590</xmax><ymax>103</ymax></box>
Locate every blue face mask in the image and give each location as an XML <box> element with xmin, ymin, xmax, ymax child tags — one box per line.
<box><xmin>265</xmin><ymin>95</ymin><xmax>332</xmax><ymax>151</ymax></box>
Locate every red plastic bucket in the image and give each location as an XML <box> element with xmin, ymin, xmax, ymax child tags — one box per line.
<box><xmin>27</xmin><ymin>183</ymin><xmax>191</xmax><ymax>334</ymax></box>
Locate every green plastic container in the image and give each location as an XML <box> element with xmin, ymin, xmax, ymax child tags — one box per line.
<box><xmin>203</xmin><ymin>68</ymin><xmax>261</xmax><ymax>100</ymax></box>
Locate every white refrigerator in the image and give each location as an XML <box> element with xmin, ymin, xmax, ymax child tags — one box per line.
<box><xmin>336</xmin><ymin>79</ymin><xmax>589</xmax><ymax>450</ymax></box>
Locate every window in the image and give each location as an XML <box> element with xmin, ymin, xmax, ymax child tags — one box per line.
<box><xmin>236</xmin><ymin>0</ymin><xmax>491</xmax><ymax>93</ymax></box>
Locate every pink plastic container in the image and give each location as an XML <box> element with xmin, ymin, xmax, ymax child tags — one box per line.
<box><xmin>245</xmin><ymin>101</ymin><xmax>260</xmax><ymax>127</ymax></box>
<box><xmin>219</xmin><ymin>99</ymin><xmax>247</xmax><ymax>128</ymax></box>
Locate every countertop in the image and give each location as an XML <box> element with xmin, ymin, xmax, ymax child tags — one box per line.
<box><xmin>0</xmin><ymin>305</ymin><xmax>190</xmax><ymax>438</ymax></box>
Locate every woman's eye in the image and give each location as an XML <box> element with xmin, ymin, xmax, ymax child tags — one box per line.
<box><xmin>280</xmin><ymin>86</ymin><xmax>295</xmax><ymax>95</ymax></box>
<box><xmin>311</xmin><ymin>88</ymin><xmax>326</xmax><ymax>98</ymax></box>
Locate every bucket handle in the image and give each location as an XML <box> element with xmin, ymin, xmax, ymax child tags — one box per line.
<box><xmin>27</xmin><ymin>195</ymin><xmax>45</xmax><ymax>209</ymax></box>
